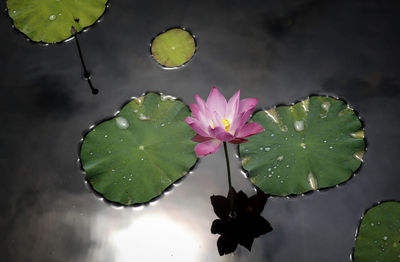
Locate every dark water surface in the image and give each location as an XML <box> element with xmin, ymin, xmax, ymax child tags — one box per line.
<box><xmin>1</xmin><ymin>0</ymin><xmax>400</xmax><ymax>261</ymax></box>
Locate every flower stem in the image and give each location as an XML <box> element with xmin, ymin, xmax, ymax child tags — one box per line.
<box><xmin>223</xmin><ymin>142</ymin><xmax>235</xmax><ymax>216</ymax></box>
<box><xmin>74</xmin><ymin>33</ymin><xmax>98</xmax><ymax>95</ymax></box>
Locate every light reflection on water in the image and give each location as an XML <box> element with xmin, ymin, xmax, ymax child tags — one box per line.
<box><xmin>109</xmin><ymin>213</ymin><xmax>203</xmax><ymax>261</ymax></box>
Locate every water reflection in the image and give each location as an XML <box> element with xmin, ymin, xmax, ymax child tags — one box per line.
<box><xmin>210</xmin><ymin>188</ymin><xmax>273</xmax><ymax>256</ymax></box>
<box><xmin>110</xmin><ymin>213</ymin><xmax>203</xmax><ymax>261</ymax></box>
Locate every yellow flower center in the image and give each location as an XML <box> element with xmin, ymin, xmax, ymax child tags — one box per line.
<box><xmin>221</xmin><ymin>119</ymin><xmax>231</xmax><ymax>132</ymax></box>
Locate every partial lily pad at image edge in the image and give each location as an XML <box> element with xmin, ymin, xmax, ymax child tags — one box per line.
<box><xmin>239</xmin><ymin>96</ymin><xmax>365</xmax><ymax>196</ymax></box>
<box><xmin>354</xmin><ymin>201</ymin><xmax>400</xmax><ymax>262</ymax></box>
<box><xmin>80</xmin><ymin>93</ymin><xmax>198</xmax><ymax>205</ymax></box>
<box><xmin>7</xmin><ymin>0</ymin><xmax>108</xmax><ymax>43</ymax></box>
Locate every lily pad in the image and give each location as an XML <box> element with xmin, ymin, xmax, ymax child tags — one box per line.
<box><xmin>239</xmin><ymin>96</ymin><xmax>365</xmax><ymax>196</ymax></box>
<box><xmin>354</xmin><ymin>201</ymin><xmax>400</xmax><ymax>262</ymax></box>
<box><xmin>80</xmin><ymin>93</ymin><xmax>197</xmax><ymax>205</ymax></box>
<box><xmin>150</xmin><ymin>28</ymin><xmax>196</xmax><ymax>68</ymax></box>
<box><xmin>7</xmin><ymin>0</ymin><xmax>108</xmax><ymax>43</ymax></box>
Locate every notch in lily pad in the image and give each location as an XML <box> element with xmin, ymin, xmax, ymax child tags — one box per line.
<box><xmin>7</xmin><ymin>0</ymin><xmax>108</xmax><ymax>94</ymax></box>
<box><xmin>150</xmin><ymin>27</ymin><xmax>197</xmax><ymax>69</ymax></box>
<box><xmin>239</xmin><ymin>96</ymin><xmax>366</xmax><ymax>196</ymax></box>
<box><xmin>79</xmin><ymin>93</ymin><xmax>198</xmax><ymax>205</ymax></box>
<box><xmin>353</xmin><ymin>201</ymin><xmax>400</xmax><ymax>261</ymax></box>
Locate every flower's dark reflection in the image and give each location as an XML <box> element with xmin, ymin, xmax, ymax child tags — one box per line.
<box><xmin>210</xmin><ymin>188</ymin><xmax>273</xmax><ymax>256</ymax></box>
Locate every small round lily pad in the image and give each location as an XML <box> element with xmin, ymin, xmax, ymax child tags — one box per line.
<box><xmin>239</xmin><ymin>96</ymin><xmax>365</xmax><ymax>196</ymax></box>
<box><xmin>80</xmin><ymin>93</ymin><xmax>197</xmax><ymax>205</ymax></box>
<box><xmin>354</xmin><ymin>201</ymin><xmax>400</xmax><ymax>262</ymax></box>
<box><xmin>150</xmin><ymin>28</ymin><xmax>196</xmax><ymax>68</ymax></box>
<box><xmin>7</xmin><ymin>0</ymin><xmax>108</xmax><ymax>43</ymax></box>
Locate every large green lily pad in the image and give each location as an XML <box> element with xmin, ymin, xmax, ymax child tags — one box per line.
<box><xmin>354</xmin><ymin>201</ymin><xmax>400</xmax><ymax>262</ymax></box>
<box><xmin>80</xmin><ymin>93</ymin><xmax>197</xmax><ymax>205</ymax></box>
<box><xmin>151</xmin><ymin>28</ymin><xmax>196</xmax><ymax>68</ymax></box>
<box><xmin>7</xmin><ymin>0</ymin><xmax>108</xmax><ymax>43</ymax></box>
<box><xmin>239</xmin><ymin>96</ymin><xmax>365</xmax><ymax>196</ymax></box>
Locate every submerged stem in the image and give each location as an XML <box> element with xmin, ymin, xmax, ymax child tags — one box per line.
<box><xmin>223</xmin><ymin>142</ymin><xmax>235</xmax><ymax>217</ymax></box>
<box><xmin>73</xmin><ymin>30</ymin><xmax>98</xmax><ymax>94</ymax></box>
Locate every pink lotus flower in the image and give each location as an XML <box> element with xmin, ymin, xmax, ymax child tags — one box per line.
<box><xmin>185</xmin><ymin>87</ymin><xmax>264</xmax><ymax>157</ymax></box>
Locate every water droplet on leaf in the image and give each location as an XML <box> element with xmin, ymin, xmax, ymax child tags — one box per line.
<box><xmin>139</xmin><ymin>113</ymin><xmax>151</xmax><ymax>120</ymax></box>
<box><xmin>294</xmin><ymin>120</ymin><xmax>304</xmax><ymax>132</ymax></box>
<box><xmin>321</xmin><ymin>101</ymin><xmax>331</xmax><ymax>112</ymax></box>
<box><xmin>116</xmin><ymin>117</ymin><xmax>129</xmax><ymax>129</ymax></box>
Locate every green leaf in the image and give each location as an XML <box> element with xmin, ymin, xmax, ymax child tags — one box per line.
<box><xmin>239</xmin><ymin>96</ymin><xmax>365</xmax><ymax>196</ymax></box>
<box><xmin>151</xmin><ymin>28</ymin><xmax>196</xmax><ymax>68</ymax></box>
<box><xmin>354</xmin><ymin>201</ymin><xmax>400</xmax><ymax>262</ymax></box>
<box><xmin>7</xmin><ymin>0</ymin><xmax>108</xmax><ymax>43</ymax></box>
<box><xmin>80</xmin><ymin>93</ymin><xmax>197</xmax><ymax>205</ymax></box>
